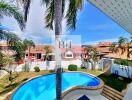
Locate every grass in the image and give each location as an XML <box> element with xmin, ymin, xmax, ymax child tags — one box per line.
<box><xmin>98</xmin><ymin>74</ymin><xmax>132</xmax><ymax>92</ymax></box>
<box><xmin>0</xmin><ymin>70</ymin><xmax>50</xmax><ymax>96</ymax></box>
<box><xmin>77</xmin><ymin>68</ymin><xmax>102</xmax><ymax>76</ymax></box>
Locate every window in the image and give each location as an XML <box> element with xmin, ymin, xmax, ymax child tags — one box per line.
<box><xmin>65</xmin><ymin>51</ymin><xmax>73</xmax><ymax>58</ymax></box>
<box><xmin>66</xmin><ymin>54</ymin><xmax>72</xmax><ymax>57</ymax></box>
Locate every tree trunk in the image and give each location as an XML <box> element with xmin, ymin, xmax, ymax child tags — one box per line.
<box><xmin>28</xmin><ymin>47</ymin><xmax>30</xmax><ymax>60</ymax></box>
<box><xmin>89</xmin><ymin>59</ymin><xmax>95</xmax><ymax>70</ymax></box>
<box><xmin>54</xmin><ymin>0</ymin><xmax>62</xmax><ymax>100</ymax></box>
<box><xmin>127</xmin><ymin>43</ymin><xmax>130</xmax><ymax>59</ymax></box>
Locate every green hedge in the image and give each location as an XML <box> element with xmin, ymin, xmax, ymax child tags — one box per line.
<box><xmin>68</xmin><ymin>64</ymin><xmax>77</xmax><ymax>71</ymax></box>
<box><xmin>114</xmin><ymin>59</ymin><xmax>132</xmax><ymax>66</ymax></box>
<box><xmin>34</xmin><ymin>66</ymin><xmax>40</xmax><ymax>72</ymax></box>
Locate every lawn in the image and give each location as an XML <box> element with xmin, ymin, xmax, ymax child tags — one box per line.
<box><xmin>77</xmin><ymin>68</ymin><xmax>102</xmax><ymax>76</ymax></box>
<box><xmin>98</xmin><ymin>74</ymin><xmax>132</xmax><ymax>92</ymax></box>
<box><xmin>0</xmin><ymin>70</ymin><xmax>50</xmax><ymax>96</ymax></box>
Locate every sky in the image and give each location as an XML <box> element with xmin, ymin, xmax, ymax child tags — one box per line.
<box><xmin>1</xmin><ymin>0</ymin><xmax>132</xmax><ymax>45</ymax></box>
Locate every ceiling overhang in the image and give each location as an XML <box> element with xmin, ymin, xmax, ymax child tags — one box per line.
<box><xmin>89</xmin><ymin>0</ymin><xmax>132</xmax><ymax>34</ymax></box>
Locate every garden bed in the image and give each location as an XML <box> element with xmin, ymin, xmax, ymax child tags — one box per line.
<box><xmin>98</xmin><ymin>74</ymin><xmax>132</xmax><ymax>92</ymax></box>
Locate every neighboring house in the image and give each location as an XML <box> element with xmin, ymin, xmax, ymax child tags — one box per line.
<box><xmin>82</xmin><ymin>41</ymin><xmax>132</xmax><ymax>60</ymax></box>
<box><xmin>61</xmin><ymin>45</ymin><xmax>82</xmax><ymax>60</ymax></box>
<box><xmin>0</xmin><ymin>42</ymin><xmax>15</xmax><ymax>56</ymax></box>
<box><xmin>96</xmin><ymin>42</ymin><xmax>132</xmax><ymax>60</ymax></box>
<box><xmin>25</xmin><ymin>45</ymin><xmax>82</xmax><ymax>61</ymax></box>
<box><xmin>1</xmin><ymin>41</ymin><xmax>131</xmax><ymax>62</ymax></box>
<box><xmin>96</xmin><ymin>41</ymin><xmax>112</xmax><ymax>55</ymax></box>
<box><xmin>0</xmin><ymin>42</ymin><xmax>24</xmax><ymax>64</ymax></box>
<box><xmin>25</xmin><ymin>45</ymin><xmax>47</xmax><ymax>61</ymax></box>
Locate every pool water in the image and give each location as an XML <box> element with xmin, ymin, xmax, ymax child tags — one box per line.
<box><xmin>12</xmin><ymin>72</ymin><xmax>100</xmax><ymax>100</ymax></box>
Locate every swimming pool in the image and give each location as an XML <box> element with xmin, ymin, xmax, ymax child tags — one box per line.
<box><xmin>12</xmin><ymin>72</ymin><xmax>101</xmax><ymax>100</ymax></box>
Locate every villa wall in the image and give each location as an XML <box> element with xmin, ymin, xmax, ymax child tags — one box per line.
<box><xmin>111</xmin><ymin>64</ymin><xmax>132</xmax><ymax>79</ymax></box>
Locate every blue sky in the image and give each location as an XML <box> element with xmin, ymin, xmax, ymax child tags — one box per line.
<box><xmin>1</xmin><ymin>0</ymin><xmax>131</xmax><ymax>45</ymax></box>
<box><xmin>68</xmin><ymin>1</ymin><xmax>131</xmax><ymax>44</ymax></box>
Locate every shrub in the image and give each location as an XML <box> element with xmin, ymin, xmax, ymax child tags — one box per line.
<box><xmin>114</xmin><ymin>59</ymin><xmax>132</xmax><ymax>66</ymax></box>
<box><xmin>22</xmin><ymin>63</ymin><xmax>30</xmax><ymax>72</ymax></box>
<box><xmin>34</xmin><ymin>66</ymin><xmax>40</xmax><ymax>72</ymax></box>
<box><xmin>68</xmin><ymin>64</ymin><xmax>77</xmax><ymax>71</ymax></box>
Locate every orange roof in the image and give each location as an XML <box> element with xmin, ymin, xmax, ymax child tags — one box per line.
<box><xmin>0</xmin><ymin>42</ymin><xmax>8</xmax><ymax>46</ymax></box>
<box><xmin>26</xmin><ymin>45</ymin><xmax>53</xmax><ymax>53</ymax></box>
<box><xmin>104</xmin><ymin>49</ymin><xmax>132</xmax><ymax>60</ymax></box>
<box><xmin>96</xmin><ymin>47</ymin><xmax>111</xmax><ymax>53</ymax></box>
<box><xmin>27</xmin><ymin>45</ymin><xmax>82</xmax><ymax>54</ymax></box>
<box><xmin>97</xmin><ymin>41</ymin><xmax>112</xmax><ymax>47</ymax></box>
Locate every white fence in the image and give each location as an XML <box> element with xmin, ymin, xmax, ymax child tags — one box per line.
<box><xmin>111</xmin><ymin>64</ymin><xmax>132</xmax><ymax>79</ymax></box>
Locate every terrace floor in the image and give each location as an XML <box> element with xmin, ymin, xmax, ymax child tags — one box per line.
<box><xmin>63</xmin><ymin>94</ymin><xmax>107</xmax><ymax>100</ymax></box>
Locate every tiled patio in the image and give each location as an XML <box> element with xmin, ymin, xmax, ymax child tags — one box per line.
<box><xmin>63</xmin><ymin>94</ymin><xmax>107</xmax><ymax>100</ymax></box>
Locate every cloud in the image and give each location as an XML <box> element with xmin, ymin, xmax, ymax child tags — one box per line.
<box><xmin>2</xmin><ymin>0</ymin><xmax>67</xmax><ymax>44</ymax></box>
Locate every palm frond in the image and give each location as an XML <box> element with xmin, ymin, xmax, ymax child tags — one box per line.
<box><xmin>66</xmin><ymin>0</ymin><xmax>83</xmax><ymax>30</ymax></box>
<box><xmin>22</xmin><ymin>0</ymin><xmax>31</xmax><ymax>22</ymax></box>
<box><xmin>66</xmin><ymin>0</ymin><xmax>77</xmax><ymax>29</ymax></box>
<box><xmin>0</xmin><ymin>1</ymin><xmax>25</xmax><ymax>30</ymax></box>
<box><xmin>0</xmin><ymin>30</ymin><xmax>6</xmax><ymax>40</ymax></box>
<box><xmin>75</xmin><ymin>0</ymin><xmax>83</xmax><ymax>10</ymax></box>
<box><xmin>41</xmin><ymin>0</ymin><xmax>51</xmax><ymax>6</ymax></box>
<box><xmin>45</xmin><ymin>0</ymin><xmax>54</xmax><ymax>30</ymax></box>
<box><xmin>44</xmin><ymin>0</ymin><xmax>65</xmax><ymax>30</ymax></box>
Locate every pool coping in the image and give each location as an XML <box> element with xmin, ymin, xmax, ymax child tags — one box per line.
<box><xmin>61</xmin><ymin>71</ymin><xmax>104</xmax><ymax>99</ymax></box>
<box><xmin>4</xmin><ymin>71</ymin><xmax>104</xmax><ymax>100</ymax></box>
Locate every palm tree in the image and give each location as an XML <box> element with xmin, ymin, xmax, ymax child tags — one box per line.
<box><xmin>0</xmin><ymin>1</ymin><xmax>25</xmax><ymax>30</ymax></box>
<box><xmin>83</xmin><ymin>46</ymin><xmax>99</xmax><ymax>70</ymax></box>
<box><xmin>13</xmin><ymin>41</ymin><xmax>25</xmax><ymax>64</ymax></box>
<box><xmin>126</xmin><ymin>37</ymin><xmax>132</xmax><ymax>59</ymax></box>
<box><xmin>0</xmin><ymin>54</ymin><xmax>14</xmax><ymax>84</ymax></box>
<box><xmin>117</xmin><ymin>37</ymin><xmax>128</xmax><ymax>58</ymax></box>
<box><xmin>44</xmin><ymin>45</ymin><xmax>52</xmax><ymax>70</ymax></box>
<box><xmin>6</xmin><ymin>33</ymin><xmax>20</xmax><ymax>47</ymax></box>
<box><xmin>23</xmin><ymin>39</ymin><xmax>35</xmax><ymax>60</ymax></box>
<box><xmin>109</xmin><ymin>42</ymin><xmax>118</xmax><ymax>54</ymax></box>
<box><xmin>0</xmin><ymin>1</ymin><xmax>25</xmax><ymax>69</ymax></box>
<box><xmin>0</xmin><ymin>33</ymin><xmax>26</xmax><ymax>73</ymax></box>
<box><xmin>15</xmin><ymin>0</ymin><xmax>84</xmax><ymax>99</ymax></box>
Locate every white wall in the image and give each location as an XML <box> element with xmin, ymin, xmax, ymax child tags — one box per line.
<box><xmin>111</xmin><ymin>64</ymin><xmax>132</xmax><ymax>79</ymax></box>
<box><xmin>15</xmin><ymin>59</ymin><xmax>82</xmax><ymax>71</ymax></box>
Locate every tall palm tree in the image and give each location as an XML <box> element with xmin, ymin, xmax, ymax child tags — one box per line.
<box><xmin>54</xmin><ymin>1</ymin><xmax>63</xmax><ymax>99</ymax></box>
<box><xmin>0</xmin><ymin>1</ymin><xmax>25</xmax><ymax>61</ymax></box>
<box><xmin>15</xmin><ymin>0</ymin><xmax>84</xmax><ymax>99</ymax></box>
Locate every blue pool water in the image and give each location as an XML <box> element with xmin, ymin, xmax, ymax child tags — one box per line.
<box><xmin>12</xmin><ymin>72</ymin><xmax>100</xmax><ymax>100</ymax></box>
